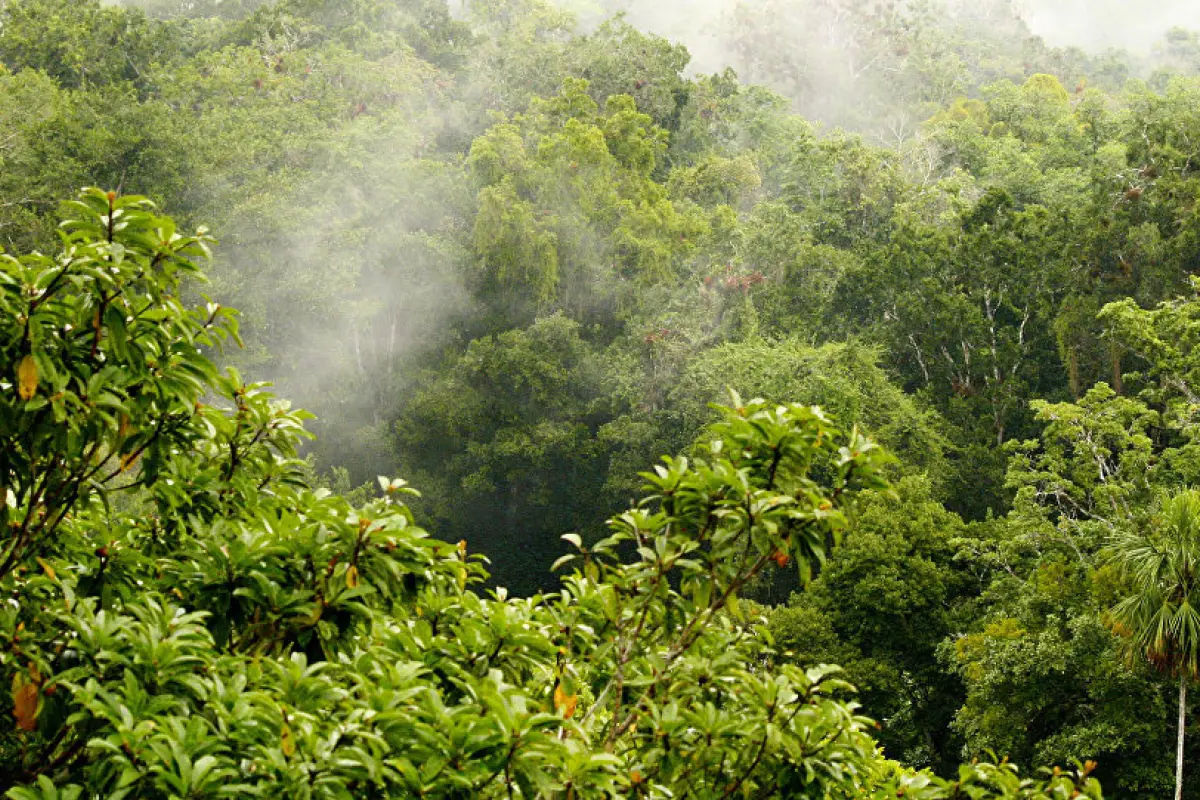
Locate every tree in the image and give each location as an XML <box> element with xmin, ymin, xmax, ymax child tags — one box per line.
<box><xmin>466</xmin><ymin>79</ymin><xmax>706</xmax><ymax>325</ymax></box>
<box><xmin>0</xmin><ymin>0</ymin><xmax>179</xmax><ymax>91</ymax></box>
<box><xmin>392</xmin><ymin>314</ymin><xmax>619</xmax><ymax>594</ymax></box>
<box><xmin>1107</xmin><ymin>489</ymin><xmax>1200</xmax><ymax>800</ymax></box>
<box><xmin>771</xmin><ymin>476</ymin><xmax>973</xmax><ymax>772</ymax></box>
<box><xmin>123</xmin><ymin>0</ymin><xmax>272</xmax><ymax>21</ymax></box>
<box><xmin>945</xmin><ymin>281</ymin><xmax>1200</xmax><ymax>794</ymax></box>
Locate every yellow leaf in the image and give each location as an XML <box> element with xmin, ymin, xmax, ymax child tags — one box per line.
<box><xmin>725</xmin><ymin>593</ymin><xmax>741</xmax><ymax>620</ymax></box>
<box><xmin>34</xmin><ymin>558</ymin><xmax>55</xmax><ymax>582</ymax></box>
<box><xmin>345</xmin><ymin>565</ymin><xmax>359</xmax><ymax>589</ymax></box>
<box><xmin>11</xmin><ymin>674</ymin><xmax>38</xmax><ymax>732</ymax></box>
<box><xmin>280</xmin><ymin>723</ymin><xmax>296</xmax><ymax>757</ymax></box>
<box><xmin>457</xmin><ymin>540</ymin><xmax>467</xmax><ymax>558</ymax></box>
<box><xmin>554</xmin><ymin>682</ymin><xmax>578</xmax><ymax>719</ymax></box>
<box><xmin>17</xmin><ymin>355</ymin><xmax>37</xmax><ymax>401</ymax></box>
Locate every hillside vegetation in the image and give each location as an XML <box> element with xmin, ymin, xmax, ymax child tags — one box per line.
<box><xmin>4</xmin><ymin>0</ymin><xmax>1200</xmax><ymax>796</ymax></box>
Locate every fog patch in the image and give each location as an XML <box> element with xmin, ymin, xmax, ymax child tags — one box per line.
<box><xmin>1017</xmin><ymin>0</ymin><xmax>1200</xmax><ymax>53</ymax></box>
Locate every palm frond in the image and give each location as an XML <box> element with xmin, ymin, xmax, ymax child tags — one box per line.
<box><xmin>1105</xmin><ymin>488</ymin><xmax>1200</xmax><ymax>679</ymax></box>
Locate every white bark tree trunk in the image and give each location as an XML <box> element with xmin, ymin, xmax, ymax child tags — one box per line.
<box><xmin>1177</xmin><ymin>675</ymin><xmax>1187</xmax><ymax>800</ymax></box>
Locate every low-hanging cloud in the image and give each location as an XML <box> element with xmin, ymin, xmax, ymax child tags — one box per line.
<box><xmin>1017</xmin><ymin>0</ymin><xmax>1200</xmax><ymax>52</ymax></box>
<box><xmin>558</xmin><ymin>0</ymin><xmax>1200</xmax><ymax>138</ymax></box>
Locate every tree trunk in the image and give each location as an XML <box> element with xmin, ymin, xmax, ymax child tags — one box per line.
<box><xmin>1068</xmin><ymin>346</ymin><xmax>1080</xmax><ymax>399</ymax></box>
<box><xmin>1111</xmin><ymin>340</ymin><xmax>1124</xmax><ymax>396</ymax></box>
<box><xmin>1177</xmin><ymin>675</ymin><xmax>1187</xmax><ymax>800</ymax></box>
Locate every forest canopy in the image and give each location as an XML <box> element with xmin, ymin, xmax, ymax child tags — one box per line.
<box><xmin>4</xmin><ymin>0</ymin><xmax>1200</xmax><ymax>796</ymax></box>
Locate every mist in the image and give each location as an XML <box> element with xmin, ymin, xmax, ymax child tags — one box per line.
<box><xmin>1018</xmin><ymin>0</ymin><xmax>1200</xmax><ymax>52</ymax></box>
<box><xmin>551</xmin><ymin>0</ymin><xmax>1200</xmax><ymax>138</ymax></box>
<box><xmin>570</xmin><ymin>0</ymin><xmax>1200</xmax><ymax>64</ymax></box>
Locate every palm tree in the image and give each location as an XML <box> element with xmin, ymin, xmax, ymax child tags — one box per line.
<box><xmin>1107</xmin><ymin>488</ymin><xmax>1200</xmax><ymax>800</ymax></box>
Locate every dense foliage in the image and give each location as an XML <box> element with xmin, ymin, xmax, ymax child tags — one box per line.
<box><xmin>5</xmin><ymin>0</ymin><xmax>1200</xmax><ymax>795</ymax></box>
<box><xmin>0</xmin><ymin>190</ymin><xmax>1105</xmax><ymax>797</ymax></box>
